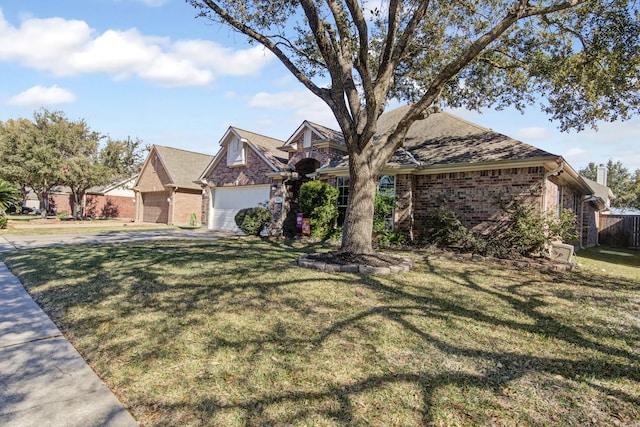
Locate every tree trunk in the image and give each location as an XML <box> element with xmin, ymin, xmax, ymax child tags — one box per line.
<box><xmin>340</xmin><ymin>153</ymin><xmax>379</xmax><ymax>254</ymax></box>
<box><xmin>71</xmin><ymin>189</ymin><xmax>82</xmax><ymax>218</ymax></box>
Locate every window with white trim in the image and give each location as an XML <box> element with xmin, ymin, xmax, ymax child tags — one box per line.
<box><xmin>378</xmin><ymin>175</ymin><xmax>396</xmax><ymax>231</ymax></box>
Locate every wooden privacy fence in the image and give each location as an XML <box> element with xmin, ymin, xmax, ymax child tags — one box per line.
<box><xmin>599</xmin><ymin>215</ymin><xmax>640</xmax><ymax>248</ymax></box>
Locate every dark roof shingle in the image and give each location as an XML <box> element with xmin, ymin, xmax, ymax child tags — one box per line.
<box><xmin>325</xmin><ymin>105</ymin><xmax>557</xmax><ymax>169</ymax></box>
<box><xmin>154</xmin><ymin>145</ymin><xmax>213</xmax><ymax>189</ymax></box>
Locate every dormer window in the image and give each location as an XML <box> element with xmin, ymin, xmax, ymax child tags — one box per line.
<box><xmin>303</xmin><ymin>130</ymin><xmax>312</xmax><ymax>148</ymax></box>
<box><xmin>227</xmin><ymin>137</ymin><xmax>246</xmax><ymax>167</ymax></box>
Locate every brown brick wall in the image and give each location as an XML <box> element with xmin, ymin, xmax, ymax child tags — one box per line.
<box><xmin>401</xmin><ymin>167</ymin><xmax>546</xmax><ymax>239</ymax></box>
<box><xmin>49</xmin><ymin>193</ymin><xmax>73</xmax><ymax>215</ymax></box>
<box><xmin>85</xmin><ymin>195</ymin><xmax>136</xmax><ymax>219</ymax></box>
<box><xmin>137</xmin><ymin>153</ymin><xmax>171</xmax><ymax>192</ymax></box>
<box><xmin>582</xmin><ymin>202</ymin><xmax>599</xmax><ymax>248</ymax></box>
<box><xmin>171</xmin><ymin>189</ymin><xmax>203</xmax><ymax>225</ymax></box>
<box><xmin>288</xmin><ymin>146</ymin><xmax>345</xmax><ymax>168</ymax></box>
<box><xmin>205</xmin><ymin>149</ymin><xmax>274</xmax><ymax>187</ymax></box>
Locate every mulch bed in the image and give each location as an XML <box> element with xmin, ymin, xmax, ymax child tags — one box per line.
<box><xmin>306</xmin><ymin>251</ymin><xmax>407</xmax><ymax>267</ymax></box>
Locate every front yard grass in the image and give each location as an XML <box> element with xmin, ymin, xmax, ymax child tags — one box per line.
<box><xmin>1</xmin><ymin>239</ymin><xmax>638</xmax><ymax>426</ymax></box>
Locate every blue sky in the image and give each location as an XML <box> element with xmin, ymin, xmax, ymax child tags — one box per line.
<box><xmin>1</xmin><ymin>0</ymin><xmax>639</xmax><ymax>172</ymax></box>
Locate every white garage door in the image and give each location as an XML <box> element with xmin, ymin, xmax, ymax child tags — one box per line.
<box><xmin>211</xmin><ymin>185</ymin><xmax>270</xmax><ymax>231</ymax></box>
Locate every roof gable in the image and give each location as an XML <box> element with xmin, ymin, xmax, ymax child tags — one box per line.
<box><xmin>200</xmin><ymin>127</ymin><xmax>287</xmax><ymax>178</ymax></box>
<box><xmin>282</xmin><ymin>121</ymin><xmax>344</xmax><ymax>151</ymax></box>
<box><xmin>137</xmin><ymin>145</ymin><xmax>213</xmax><ymax>191</ymax></box>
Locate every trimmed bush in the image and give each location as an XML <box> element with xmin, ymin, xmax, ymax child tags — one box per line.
<box><xmin>0</xmin><ymin>216</ymin><xmax>7</xmax><ymax>229</ymax></box>
<box><xmin>299</xmin><ymin>181</ymin><xmax>339</xmax><ymax>239</ymax></box>
<box><xmin>234</xmin><ymin>207</ymin><xmax>272</xmax><ymax>236</ymax></box>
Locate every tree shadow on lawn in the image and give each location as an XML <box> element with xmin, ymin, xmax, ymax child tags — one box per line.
<box><xmin>2</xmin><ymin>240</ymin><xmax>639</xmax><ymax>425</ymax></box>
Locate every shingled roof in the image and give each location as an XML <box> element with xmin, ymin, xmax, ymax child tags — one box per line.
<box><xmin>153</xmin><ymin>145</ymin><xmax>214</xmax><ymax>190</ymax></box>
<box><xmin>323</xmin><ymin>104</ymin><xmax>558</xmax><ymax>170</ymax></box>
<box><xmin>306</xmin><ymin>121</ymin><xmax>345</xmax><ymax>143</ymax></box>
<box><xmin>232</xmin><ymin>127</ymin><xmax>288</xmax><ymax>169</ymax></box>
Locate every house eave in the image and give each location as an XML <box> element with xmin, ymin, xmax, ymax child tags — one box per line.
<box><xmin>316</xmin><ymin>156</ymin><xmax>561</xmax><ymax>177</ymax></box>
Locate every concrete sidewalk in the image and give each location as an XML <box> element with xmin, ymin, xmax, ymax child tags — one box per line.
<box><xmin>0</xmin><ymin>228</ymin><xmax>233</xmax><ymax>426</ymax></box>
<box><xmin>0</xmin><ymin>262</ymin><xmax>138</xmax><ymax>426</ymax></box>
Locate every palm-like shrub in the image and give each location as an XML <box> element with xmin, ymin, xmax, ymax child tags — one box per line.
<box><xmin>0</xmin><ymin>180</ymin><xmax>19</xmax><ymax>213</ymax></box>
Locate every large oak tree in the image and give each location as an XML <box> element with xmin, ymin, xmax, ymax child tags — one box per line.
<box><xmin>188</xmin><ymin>0</ymin><xmax>640</xmax><ymax>254</ymax></box>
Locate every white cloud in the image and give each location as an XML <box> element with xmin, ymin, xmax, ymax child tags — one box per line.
<box><xmin>515</xmin><ymin>127</ymin><xmax>551</xmax><ymax>140</ymax></box>
<box><xmin>0</xmin><ymin>10</ymin><xmax>273</xmax><ymax>87</ymax></box>
<box><xmin>8</xmin><ymin>85</ymin><xmax>76</xmax><ymax>106</ymax></box>
<box><xmin>131</xmin><ymin>0</ymin><xmax>168</xmax><ymax>6</ymax></box>
<box><xmin>562</xmin><ymin>147</ymin><xmax>591</xmax><ymax>167</ymax></box>
<box><xmin>248</xmin><ymin>89</ymin><xmax>337</xmax><ymax>127</ymax></box>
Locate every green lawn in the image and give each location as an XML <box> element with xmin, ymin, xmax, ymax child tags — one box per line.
<box><xmin>2</xmin><ymin>239</ymin><xmax>638</xmax><ymax>426</ymax></box>
<box><xmin>576</xmin><ymin>246</ymin><xmax>640</xmax><ymax>281</ymax></box>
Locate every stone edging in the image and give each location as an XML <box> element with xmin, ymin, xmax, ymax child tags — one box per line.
<box><xmin>297</xmin><ymin>253</ymin><xmax>414</xmax><ymax>275</ymax></box>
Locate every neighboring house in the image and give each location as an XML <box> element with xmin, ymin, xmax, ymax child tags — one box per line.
<box><xmin>134</xmin><ymin>145</ymin><xmax>213</xmax><ymax>225</ymax></box>
<box><xmin>84</xmin><ymin>175</ymin><xmax>138</xmax><ymax>220</ymax></box>
<box><xmin>48</xmin><ymin>187</ymin><xmax>73</xmax><ymax>215</ymax></box>
<box><xmin>198</xmin><ymin>127</ymin><xmax>287</xmax><ymax>231</ymax></box>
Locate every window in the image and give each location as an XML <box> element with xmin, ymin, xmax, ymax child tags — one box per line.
<box><xmin>303</xmin><ymin>130</ymin><xmax>312</xmax><ymax>148</ymax></box>
<box><xmin>378</xmin><ymin>175</ymin><xmax>395</xmax><ymax>197</ymax></box>
<box><xmin>378</xmin><ymin>175</ymin><xmax>395</xmax><ymax>231</ymax></box>
<box><xmin>336</xmin><ymin>176</ymin><xmax>350</xmax><ymax>225</ymax></box>
<box><xmin>334</xmin><ymin>175</ymin><xmax>396</xmax><ymax>229</ymax></box>
<box><xmin>227</xmin><ymin>137</ymin><xmax>245</xmax><ymax>167</ymax></box>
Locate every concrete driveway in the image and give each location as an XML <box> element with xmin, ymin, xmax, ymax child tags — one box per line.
<box><xmin>0</xmin><ymin>227</ymin><xmax>234</xmax><ymax>252</ymax></box>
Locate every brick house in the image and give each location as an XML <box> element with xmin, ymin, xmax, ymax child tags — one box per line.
<box><xmin>189</xmin><ymin>104</ymin><xmax>608</xmax><ymax>248</ymax></box>
<box><xmin>198</xmin><ymin>127</ymin><xmax>287</xmax><ymax>231</ymax></box>
<box><xmin>274</xmin><ymin>105</ymin><xmax>608</xmax><ymax>248</ymax></box>
<box><xmin>134</xmin><ymin>145</ymin><xmax>213</xmax><ymax>225</ymax></box>
<box><xmin>44</xmin><ymin>176</ymin><xmax>137</xmax><ymax>219</ymax></box>
<box><xmin>84</xmin><ymin>175</ymin><xmax>138</xmax><ymax>220</ymax></box>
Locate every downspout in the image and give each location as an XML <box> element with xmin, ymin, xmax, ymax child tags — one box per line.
<box><xmin>579</xmin><ymin>196</ymin><xmax>586</xmax><ymax>249</ymax></box>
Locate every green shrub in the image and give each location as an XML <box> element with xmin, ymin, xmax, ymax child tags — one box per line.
<box><xmin>376</xmin><ymin>231</ymin><xmax>407</xmax><ymax>248</ymax></box>
<box><xmin>493</xmin><ymin>198</ymin><xmax>578</xmax><ymax>257</ymax></box>
<box><xmin>189</xmin><ymin>212</ymin><xmax>199</xmax><ymax>227</ymax></box>
<box><xmin>421</xmin><ymin>206</ymin><xmax>477</xmax><ymax>251</ymax></box>
<box><xmin>299</xmin><ymin>181</ymin><xmax>339</xmax><ymax>238</ymax></box>
<box><xmin>0</xmin><ymin>216</ymin><xmax>7</xmax><ymax>229</ymax></box>
<box><xmin>419</xmin><ymin>200</ymin><xmax>578</xmax><ymax>259</ymax></box>
<box><xmin>373</xmin><ymin>194</ymin><xmax>395</xmax><ymax>232</ymax></box>
<box><xmin>234</xmin><ymin>207</ymin><xmax>272</xmax><ymax>236</ymax></box>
